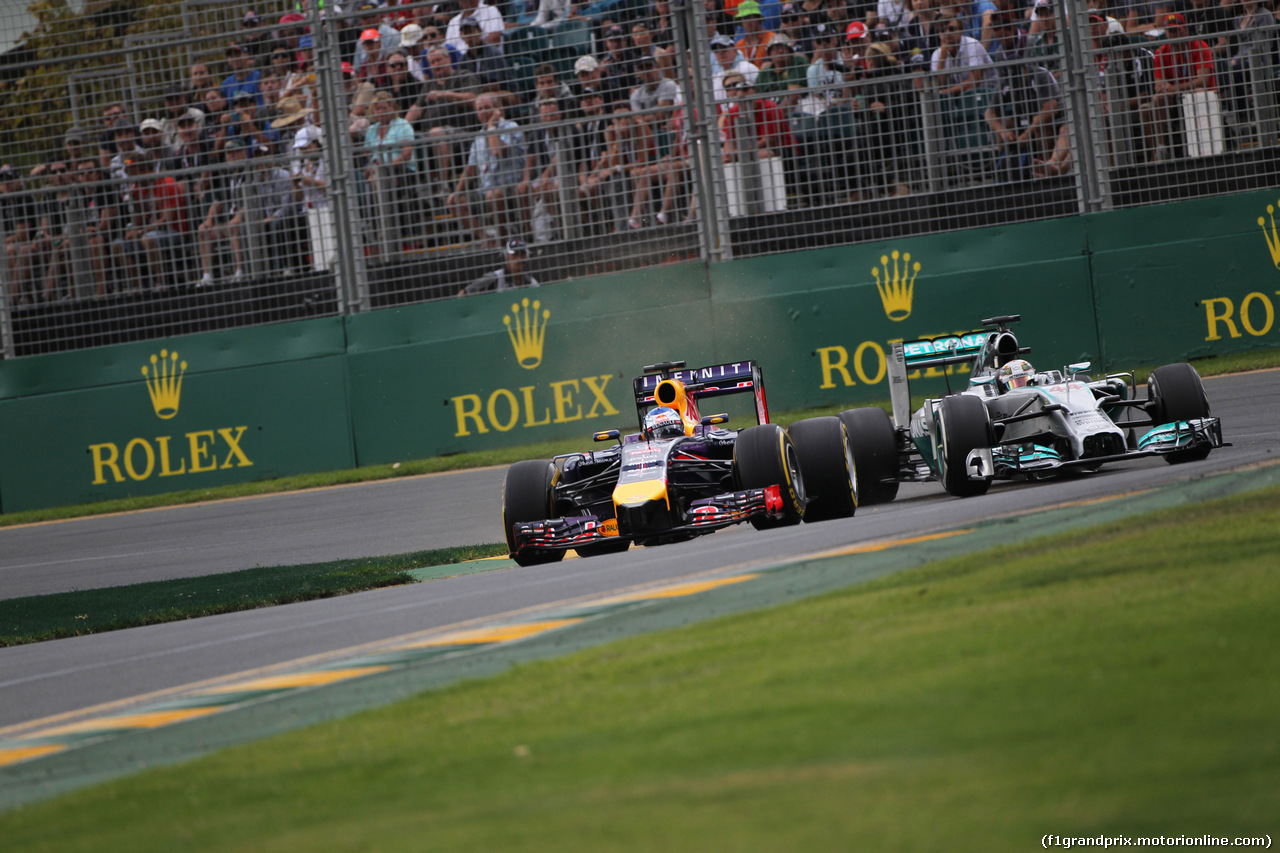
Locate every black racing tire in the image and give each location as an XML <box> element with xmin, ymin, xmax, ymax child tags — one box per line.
<box><xmin>787</xmin><ymin>416</ymin><xmax>857</xmax><ymax>522</ymax></box>
<box><xmin>936</xmin><ymin>395</ymin><xmax>993</xmax><ymax>498</ymax></box>
<box><xmin>1147</xmin><ymin>363</ymin><xmax>1212</xmax><ymax>464</ymax></box>
<box><xmin>502</xmin><ymin>459</ymin><xmax>566</xmax><ymax>567</ymax></box>
<box><xmin>734</xmin><ymin>423</ymin><xmax>806</xmax><ymax>529</ymax></box>
<box><xmin>837</xmin><ymin>407</ymin><xmax>901</xmax><ymax>505</ymax></box>
<box><xmin>576</xmin><ymin>539</ymin><xmax>631</xmax><ymax>558</ymax></box>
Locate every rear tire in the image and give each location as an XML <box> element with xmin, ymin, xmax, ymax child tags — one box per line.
<box><xmin>1147</xmin><ymin>363</ymin><xmax>1212</xmax><ymax>464</ymax></box>
<box><xmin>502</xmin><ymin>460</ymin><xmax>566</xmax><ymax>567</ymax></box>
<box><xmin>838</xmin><ymin>407</ymin><xmax>900</xmax><ymax>505</ymax></box>
<box><xmin>936</xmin><ymin>395</ymin><xmax>992</xmax><ymax>497</ymax></box>
<box><xmin>788</xmin><ymin>416</ymin><xmax>856</xmax><ymax>522</ymax></box>
<box><xmin>734</xmin><ymin>423</ymin><xmax>806</xmax><ymax>529</ymax></box>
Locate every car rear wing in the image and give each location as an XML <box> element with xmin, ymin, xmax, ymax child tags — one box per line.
<box><xmin>887</xmin><ymin>328</ymin><xmax>1028</xmax><ymax>428</ymax></box>
<box><xmin>633</xmin><ymin>360</ymin><xmax>769</xmax><ymax>429</ymax></box>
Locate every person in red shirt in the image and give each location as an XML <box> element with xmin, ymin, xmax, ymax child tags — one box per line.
<box><xmin>1141</xmin><ymin>12</ymin><xmax>1217</xmax><ymax>161</ymax></box>
<box><xmin>111</xmin><ymin>156</ymin><xmax>189</xmax><ymax>293</ymax></box>
<box><xmin>719</xmin><ymin>72</ymin><xmax>795</xmax><ymax>163</ymax></box>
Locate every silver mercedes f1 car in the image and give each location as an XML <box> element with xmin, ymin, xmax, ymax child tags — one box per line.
<box><xmin>837</xmin><ymin>314</ymin><xmax>1227</xmax><ymax>500</ymax></box>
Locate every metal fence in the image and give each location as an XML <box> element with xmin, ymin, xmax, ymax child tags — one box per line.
<box><xmin>1</xmin><ymin>0</ymin><xmax>1276</xmax><ymax>358</ymax></box>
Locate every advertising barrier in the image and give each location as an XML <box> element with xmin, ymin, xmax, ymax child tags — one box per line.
<box><xmin>2</xmin><ymin>192</ymin><xmax>1277</xmax><ymax>512</ymax></box>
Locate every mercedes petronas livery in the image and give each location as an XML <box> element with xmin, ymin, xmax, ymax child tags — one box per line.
<box><xmin>502</xmin><ymin>361</ymin><xmax>858</xmax><ymax>566</ymax></box>
<box><xmin>838</xmin><ymin>315</ymin><xmax>1227</xmax><ymax>500</ymax></box>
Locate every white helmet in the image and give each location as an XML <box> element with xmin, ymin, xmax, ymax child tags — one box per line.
<box><xmin>644</xmin><ymin>407</ymin><xmax>685</xmax><ymax>440</ymax></box>
<box><xmin>998</xmin><ymin>359</ymin><xmax>1035</xmax><ymax>391</ymax></box>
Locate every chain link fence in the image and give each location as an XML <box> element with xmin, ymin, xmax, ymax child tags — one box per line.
<box><xmin>0</xmin><ymin>0</ymin><xmax>1275</xmax><ymax>358</ymax></box>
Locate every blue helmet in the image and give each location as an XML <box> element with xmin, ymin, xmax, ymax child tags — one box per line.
<box><xmin>644</xmin><ymin>407</ymin><xmax>685</xmax><ymax>440</ymax></box>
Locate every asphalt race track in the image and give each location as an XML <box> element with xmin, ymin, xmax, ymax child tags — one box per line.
<box><xmin>0</xmin><ymin>370</ymin><xmax>1276</xmax><ymax>764</ymax></box>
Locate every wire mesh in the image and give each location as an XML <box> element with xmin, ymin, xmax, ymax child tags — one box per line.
<box><xmin>1</xmin><ymin>0</ymin><xmax>1278</xmax><ymax>358</ymax></box>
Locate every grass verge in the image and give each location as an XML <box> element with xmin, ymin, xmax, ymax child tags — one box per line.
<box><xmin>3</xmin><ymin>485</ymin><xmax>1276</xmax><ymax>850</ymax></box>
<box><xmin>0</xmin><ymin>543</ymin><xmax>506</xmax><ymax>648</ymax></box>
<box><xmin>4</xmin><ymin>350</ymin><xmax>1272</xmax><ymax>530</ymax></box>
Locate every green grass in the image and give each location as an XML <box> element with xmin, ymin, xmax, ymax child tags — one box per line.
<box><xmin>4</xmin><ymin>485</ymin><xmax>1276</xmax><ymax>851</ymax></box>
<box><xmin>6</xmin><ymin>348</ymin><xmax>1270</xmax><ymax>530</ymax></box>
<box><xmin>0</xmin><ymin>544</ymin><xmax>506</xmax><ymax>647</ymax></box>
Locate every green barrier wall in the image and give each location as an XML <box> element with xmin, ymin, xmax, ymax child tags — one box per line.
<box><xmin>1088</xmin><ymin>188</ymin><xmax>1280</xmax><ymax>366</ymax></box>
<box><xmin>0</xmin><ymin>318</ymin><xmax>354</xmax><ymax>512</ymax></box>
<box><xmin>2</xmin><ymin>190</ymin><xmax>1277</xmax><ymax>512</ymax></box>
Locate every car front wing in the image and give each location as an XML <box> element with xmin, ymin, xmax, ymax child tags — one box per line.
<box><xmin>511</xmin><ymin>485</ymin><xmax>784</xmax><ymax>554</ymax></box>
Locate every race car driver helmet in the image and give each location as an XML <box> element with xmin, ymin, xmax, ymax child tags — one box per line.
<box><xmin>644</xmin><ymin>407</ymin><xmax>686</xmax><ymax>441</ymax></box>
<box><xmin>998</xmin><ymin>359</ymin><xmax>1036</xmax><ymax>391</ymax></box>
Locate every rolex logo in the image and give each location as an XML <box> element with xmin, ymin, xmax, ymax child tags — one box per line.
<box><xmin>1258</xmin><ymin>201</ymin><xmax>1280</xmax><ymax>268</ymax></box>
<box><xmin>872</xmin><ymin>250</ymin><xmax>919</xmax><ymax>322</ymax></box>
<box><xmin>141</xmin><ymin>349</ymin><xmax>186</xmax><ymax>419</ymax></box>
<box><xmin>504</xmin><ymin>298</ymin><xmax>549</xmax><ymax>370</ymax></box>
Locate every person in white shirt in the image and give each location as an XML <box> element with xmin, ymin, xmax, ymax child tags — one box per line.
<box><xmin>446</xmin><ymin>0</ymin><xmax>505</xmax><ymax>55</ymax></box>
<box><xmin>710</xmin><ymin>33</ymin><xmax>759</xmax><ymax>102</ymax></box>
<box><xmin>928</xmin><ymin>14</ymin><xmax>996</xmax><ymax>96</ymax></box>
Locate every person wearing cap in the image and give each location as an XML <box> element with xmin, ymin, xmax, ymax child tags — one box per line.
<box><xmin>460</xmin><ymin>239</ymin><xmax>538</xmax><ymax>294</ymax></box>
<box><xmin>194</xmin><ymin>137</ymin><xmax>251</xmax><ymax>286</ymax></box>
<box><xmin>712</xmin><ymin>32</ymin><xmax>760</xmax><ymax>102</ymax></box>
<box><xmin>572</xmin><ymin>86</ymin><xmax>615</xmax><ymax>228</ymax></box>
<box><xmin>64</xmin><ymin>126</ymin><xmax>91</xmax><ymax>172</ymax></box>
<box><xmin>242</xmin><ymin>9</ymin><xmax>275</xmax><ymax>60</ymax></box>
<box><xmin>396</xmin><ymin>24</ymin><xmax>429</xmax><ymax>82</ymax></box>
<box><xmin>354</xmin><ymin>28</ymin><xmax>392</xmax><ymax>85</ymax></box>
<box><xmin>353</xmin><ymin>3</ymin><xmax>402</xmax><ymax>72</ymax></box>
<box><xmin>756</xmin><ymin>40</ymin><xmax>806</xmax><ymax>105</ymax></box>
<box><xmin>1025</xmin><ymin>0</ymin><xmax>1061</xmax><ymax>73</ymax></box>
<box><xmin>718</xmin><ymin>70</ymin><xmax>794</xmax><ymax>198</ymax></box>
<box><xmin>139</xmin><ymin>118</ymin><xmax>179</xmax><ymax>173</ymax></box>
<box><xmin>448</xmin><ymin>92</ymin><xmax>524</xmax><ymax>248</ymax></box>
<box><xmin>445</xmin><ymin>0</ymin><xmax>504</xmax><ymax>56</ymax></box>
<box><xmin>419</xmin><ymin>46</ymin><xmax>483</xmax><ymax>191</ymax></box>
<box><xmin>734</xmin><ymin>0</ymin><xmax>776</xmax><ymax>66</ymax></box>
<box><xmin>110</xmin><ymin>151</ymin><xmax>190</xmax><ymax>293</ymax></box>
<box><xmin>221</xmin><ymin>41</ymin><xmax>262</xmax><ymax>109</ymax></box>
<box><xmin>289</xmin><ymin>124</ymin><xmax>334</xmax><ymax>271</ymax></box>
<box><xmin>1142</xmin><ymin>11</ymin><xmax>1216</xmax><ymax>160</ymax></box>
<box><xmin>172</xmin><ymin>109</ymin><xmax>213</xmax><ymax>182</ymax></box>
<box><xmin>455</xmin><ymin>16</ymin><xmax>511</xmax><ymax>90</ymax></box>
<box><xmin>798</xmin><ymin>22</ymin><xmax>843</xmax><ymax>115</ymax></box>
<box><xmin>573</xmin><ymin>53</ymin><xmax>606</xmax><ymax>98</ymax></box>
<box><xmin>223</xmin><ymin>90</ymin><xmax>272</xmax><ymax>154</ymax></box>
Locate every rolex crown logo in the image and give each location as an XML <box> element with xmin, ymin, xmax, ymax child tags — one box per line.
<box><xmin>504</xmin><ymin>298</ymin><xmax>550</xmax><ymax>370</ymax></box>
<box><xmin>1258</xmin><ymin>201</ymin><xmax>1280</xmax><ymax>268</ymax></box>
<box><xmin>141</xmin><ymin>349</ymin><xmax>187</xmax><ymax>420</ymax></box>
<box><xmin>872</xmin><ymin>250</ymin><xmax>919</xmax><ymax>322</ymax></box>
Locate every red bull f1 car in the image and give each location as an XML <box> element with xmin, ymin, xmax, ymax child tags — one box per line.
<box><xmin>503</xmin><ymin>360</ymin><xmax>859</xmax><ymax>566</ymax></box>
<box><xmin>836</xmin><ymin>314</ymin><xmax>1227</xmax><ymax>501</ymax></box>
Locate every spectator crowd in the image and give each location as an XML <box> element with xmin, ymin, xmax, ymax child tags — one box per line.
<box><xmin>1</xmin><ymin>0</ymin><xmax>1275</xmax><ymax>303</ymax></box>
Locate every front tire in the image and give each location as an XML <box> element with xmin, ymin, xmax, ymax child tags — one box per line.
<box><xmin>502</xmin><ymin>459</ymin><xmax>566</xmax><ymax>566</ymax></box>
<box><xmin>1147</xmin><ymin>363</ymin><xmax>1212</xmax><ymax>464</ymax></box>
<box><xmin>838</xmin><ymin>407</ymin><xmax>900</xmax><ymax>505</ymax></box>
<box><xmin>788</xmin><ymin>416</ymin><xmax>857</xmax><ymax>522</ymax></box>
<box><xmin>936</xmin><ymin>395</ymin><xmax>992</xmax><ymax>497</ymax></box>
<box><xmin>734</xmin><ymin>423</ymin><xmax>806</xmax><ymax>529</ymax></box>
